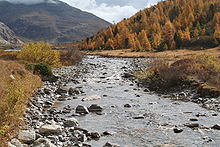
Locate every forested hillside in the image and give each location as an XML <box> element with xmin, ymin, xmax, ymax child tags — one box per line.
<box><xmin>79</xmin><ymin>0</ymin><xmax>220</xmax><ymax>51</ymax></box>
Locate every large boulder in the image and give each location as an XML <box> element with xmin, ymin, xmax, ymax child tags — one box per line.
<box><xmin>18</xmin><ymin>130</ymin><xmax>36</xmax><ymax>144</ymax></box>
<box><xmin>39</xmin><ymin>124</ymin><xmax>62</xmax><ymax>135</ymax></box>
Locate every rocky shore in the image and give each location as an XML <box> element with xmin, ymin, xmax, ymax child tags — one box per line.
<box><xmin>8</xmin><ymin>65</ymin><xmax>118</xmax><ymax>147</ymax></box>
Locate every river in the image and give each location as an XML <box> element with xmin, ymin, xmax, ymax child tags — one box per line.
<box><xmin>51</xmin><ymin>55</ymin><xmax>220</xmax><ymax>147</ymax></box>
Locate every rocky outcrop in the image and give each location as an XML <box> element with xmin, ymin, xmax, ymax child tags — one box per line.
<box><xmin>0</xmin><ymin>22</ymin><xmax>22</xmax><ymax>44</ymax></box>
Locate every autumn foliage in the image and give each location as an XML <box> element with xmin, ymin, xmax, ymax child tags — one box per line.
<box><xmin>79</xmin><ymin>0</ymin><xmax>220</xmax><ymax>51</ymax></box>
<box><xmin>18</xmin><ymin>42</ymin><xmax>61</xmax><ymax>66</ymax></box>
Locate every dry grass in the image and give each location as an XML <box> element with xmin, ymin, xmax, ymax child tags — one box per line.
<box><xmin>0</xmin><ymin>51</ymin><xmax>18</xmax><ymax>61</ymax></box>
<box><xmin>85</xmin><ymin>47</ymin><xmax>220</xmax><ymax>60</ymax></box>
<box><xmin>0</xmin><ymin>60</ymin><xmax>42</xmax><ymax>146</ymax></box>
<box><xmin>135</xmin><ymin>54</ymin><xmax>220</xmax><ymax>91</ymax></box>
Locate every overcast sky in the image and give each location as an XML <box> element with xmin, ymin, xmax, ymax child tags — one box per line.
<box><xmin>60</xmin><ymin>0</ymin><xmax>160</xmax><ymax>23</ymax></box>
<box><xmin>0</xmin><ymin>0</ymin><xmax>160</xmax><ymax>23</ymax></box>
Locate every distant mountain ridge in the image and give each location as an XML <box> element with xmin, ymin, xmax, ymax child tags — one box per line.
<box><xmin>0</xmin><ymin>21</ymin><xmax>22</xmax><ymax>44</ymax></box>
<box><xmin>0</xmin><ymin>0</ymin><xmax>110</xmax><ymax>43</ymax></box>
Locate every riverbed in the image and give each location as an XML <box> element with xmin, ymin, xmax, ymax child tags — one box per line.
<box><xmin>10</xmin><ymin>55</ymin><xmax>220</xmax><ymax>147</ymax></box>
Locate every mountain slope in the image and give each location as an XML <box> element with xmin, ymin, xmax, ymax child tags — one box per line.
<box><xmin>0</xmin><ymin>1</ymin><xmax>110</xmax><ymax>43</ymax></box>
<box><xmin>0</xmin><ymin>22</ymin><xmax>22</xmax><ymax>44</ymax></box>
<box><xmin>78</xmin><ymin>0</ymin><xmax>220</xmax><ymax>51</ymax></box>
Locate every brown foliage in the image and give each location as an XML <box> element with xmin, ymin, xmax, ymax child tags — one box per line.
<box><xmin>0</xmin><ymin>60</ymin><xmax>41</xmax><ymax>146</ymax></box>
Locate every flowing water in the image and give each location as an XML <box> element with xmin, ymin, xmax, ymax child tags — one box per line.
<box><xmin>55</xmin><ymin>55</ymin><xmax>220</xmax><ymax>147</ymax></box>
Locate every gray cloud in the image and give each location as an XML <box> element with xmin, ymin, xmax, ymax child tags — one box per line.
<box><xmin>61</xmin><ymin>0</ymin><xmax>161</xmax><ymax>23</ymax></box>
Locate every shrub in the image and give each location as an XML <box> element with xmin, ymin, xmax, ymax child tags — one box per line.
<box><xmin>17</xmin><ymin>42</ymin><xmax>61</xmax><ymax>66</ymax></box>
<box><xmin>136</xmin><ymin>54</ymin><xmax>220</xmax><ymax>91</ymax></box>
<box><xmin>26</xmin><ymin>63</ymin><xmax>53</xmax><ymax>76</ymax></box>
<box><xmin>60</xmin><ymin>49</ymin><xmax>83</xmax><ymax>66</ymax></box>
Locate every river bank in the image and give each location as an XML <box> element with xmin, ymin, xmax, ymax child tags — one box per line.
<box><xmin>85</xmin><ymin>47</ymin><xmax>220</xmax><ymax>60</ymax></box>
<box><xmin>7</xmin><ymin>55</ymin><xmax>220</xmax><ymax>147</ymax></box>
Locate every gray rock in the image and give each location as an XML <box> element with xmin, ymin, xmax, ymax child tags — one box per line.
<box><xmin>74</xmin><ymin>127</ymin><xmax>89</xmax><ymax>134</ymax></box>
<box><xmin>190</xmin><ymin>118</ymin><xmax>198</xmax><ymax>121</ymax></box>
<box><xmin>64</xmin><ymin>118</ymin><xmax>79</xmax><ymax>127</ymax></box>
<box><xmin>18</xmin><ymin>130</ymin><xmax>36</xmax><ymax>144</ymax></box>
<box><xmin>103</xmin><ymin>142</ymin><xmax>120</xmax><ymax>147</ymax></box>
<box><xmin>44</xmin><ymin>88</ymin><xmax>51</xmax><ymax>95</ymax></box>
<box><xmin>86</xmin><ymin>132</ymin><xmax>100</xmax><ymax>140</ymax></box>
<box><xmin>184</xmin><ymin>123</ymin><xmax>199</xmax><ymax>128</ymax></box>
<box><xmin>88</xmin><ymin>104</ymin><xmax>103</xmax><ymax>112</ymax></box>
<box><xmin>8</xmin><ymin>142</ymin><xmax>16</xmax><ymax>147</ymax></box>
<box><xmin>31</xmin><ymin>138</ymin><xmax>56</xmax><ymax>147</ymax></box>
<box><xmin>78</xmin><ymin>134</ymin><xmax>87</xmax><ymax>142</ymax></box>
<box><xmin>10</xmin><ymin>138</ymin><xmax>23</xmax><ymax>147</ymax></box>
<box><xmin>75</xmin><ymin>105</ymin><xmax>89</xmax><ymax>114</ymax></box>
<box><xmin>55</xmin><ymin>87</ymin><xmax>69</xmax><ymax>95</ymax></box>
<box><xmin>39</xmin><ymin>124</ymin><xmax>62</xmax><ymax>135</ymax></box>
<box><xmin>82</xmin><ymin>95</ymin><xmax>101</xmax><ymax>101</ymax></box>
<box><xmin>69</xmin><ymin>88</ymin><xmax>81</xmax><ymax>95</ymax></box>
<box><xmin>102</xmin><ymin>131</ymin><xmax>116</xmax><ymax>136</ymax></box>
<box><xmin>173</xmin><ymin>127</ymin><xmax>183</xmax><ymax>133</ymax></box>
